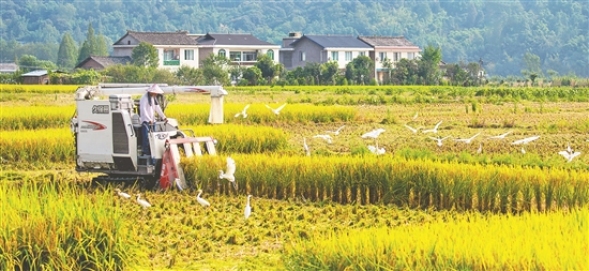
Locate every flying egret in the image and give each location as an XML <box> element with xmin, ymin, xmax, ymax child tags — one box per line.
<box><xmin>558</xmin><ymin>144</ymin><xmax>581</xmax><ymax>162</ymax></box>
<box><xmin>361</xmin><ymin>128</ymin><xmax>385</xmax><ymax>139</ymax></box>
<box><xmin>234</xmin><ymin>104</ymin><xmax>251</xmax><ymax>118</ymax></box>
<box><xmin>367</xmin><ymin>145</ymin><xmax>386</xmax><ymax>155</ymax></box>
<box><xmin>512</xmin><ymin>135</ymin><xmax>540</xmax><ymax>145</ymax></box>
<box><xmin>265</xmin><ymin>103</ymin><xmax>287</xmax><ymax>115</ymax></box>
<box><xmin>115</xmin><ymin>188</ymin><xmax>131</xmax><ymax>199</ymax></box>
<box><xmin>196</xmin><ymin>189</ymin><xmax>211</xmax><ymax>207</ymax></box>
<box><xmin>404</xmin><ymin>124</ymin><xmax>420</xmax><ymax>134</ymax></box>
<box><xmin>429</xmin><ymin>135</ymin><xmax>452</xmax><ymax>147</ymax></box>
<box><xmin>327</xmin><ymin>125</ymin><xmax>346</xmax><ymax>136</ymax></box>
<box><xmin>303</xmin><ymin>137</ymin><xmax>311</xmax><ymax>156</ymax></box>
<box><xmin>422</xmin><ymin>121</ymin><xmax>442</xmax><ymax>134</ymax></box>
<box><xmin>487</xmin><ymin>130</ymin><xmax>513</xmax><ymax>139</ymax></box>
<box><xmin>244</xmin><ymin>195</ymin><xmax>252</xmax><ymax>220</ymax></box>
<box><xmin>136</xmin><ymin>194</ymin><xmax>151</xmax><ymax>209</ymax></box>
<box><xmin>455</xmin><ymin>132</ymin><xmax>481</xmax><ymax>144</ymax></box>
<box><xmin>313</xmin><ymin>134</ymin><xmax>333</xmax><ymax>144</ymax></box>
<box><xmin>219</xmin><ymin>156</ymin><xmax>238</xmax><ymax>191</ymax></box>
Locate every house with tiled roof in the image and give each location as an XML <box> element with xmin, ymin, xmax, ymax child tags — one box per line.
<box><xmin>194</xmin><ymin>33</ymin><xmax>280</xmax><ymax>69</ymax></box>
<box><xmin>280</xmin><ymin>32</ymin><xmax>373</xmax><ymax>70</ymax></box>
<box><xmin>76</xmin><ymin>56</ymin><xmax>132</xmax><ymax>71</ymax></box>
<box><xmin>358</xmin><ymin>36</ymin><xmax>421</xmax><ymax>83</ymax></box>
<box><xmin>0</xmin><ymin>62</ymin><xmax>18</xmax><ymax>73</ymax></box>
<box><xmin>112</xmin><ymin>30</ymin><xmax>200</xmax><ymax>71</ymax></box>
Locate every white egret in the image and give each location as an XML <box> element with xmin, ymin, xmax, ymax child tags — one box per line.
<box><xmin>558</xmin><ymin>144</ymin><xmax>581</xmax><ymax>162</ymax></box>
<box><xmin>429</xmin><ymin>135</ymin><xmax>452</xmax><ymax>147</ymax></box>
<box><xmin>487</xmin><ymin>130</ymin><xmax>512</xmax><ymax>139</ymax></box>
<box><xmin>115</xmin><ymin>188</ymin><xmax>131</xmax><ymax>199</ymax></box>
<box><xmin>244</xmin><ymin>195</ymin><xmax>252</xmax><ymax>220</ymax></box>
<box><xmin>219</xmin><ymin>156</ymin><xmax>238</xmax><ymax>191</ymax></box>
<box><xmin>265</xmin><ymin>103</ymin><xmax>287</xmax><ymax>115</ymax></box>
<box><xmin>512</xmin><ymin>135</ymin><xmax>540</xmax><ymax>145</ymax></box>
<box><xmin>327</xmin><ymin>125</ymin><xmax>346</xmax><ymax>136</ymax></box>
<box><xmin>404</xmin><ymin>124</ymin><xmax>420</xmax><ymax>134</ymax></box>
<box><xmin>367</xmin><ymin>145</ymin><xmax>386</xmax><ymax>155</ymax></box>
<box><xmin>303</xmin><ymin>137</ymin><xmax>311</xmax><ymax>156</ymax></box>
<box><xmin>412</xmin><ymin>111</ymin><xmax>418</xmax><ymax>120</ymax></box>
<box><xmin>422</xmin><ymin>121</ymin><xmax>442</xmax><ymax>134</ymax></box>
<box><xmin>477</xmin><ymin>143</ymin><xmax>483</xmax><ymax>154</ymax></box>
<box><xmin>234</xmin><ymin>104</ymin><xmax>250</xmax><ymax>118</ymax></box>
<box><xmin>136</xmin><ymin>194</ymin><xmax>151</xmax><ymax>209</ymax></box>
<box><xmin>174</xmin><ymin>178</ymin><xmax>184</xmax><ymax>191</ymax></box>
<box><xmin>455</xmin><ymin>132</ymin><xmax>481</xmax><ymax>144</ymax></box>
<box><xmin>361</xmin><ymin>128</ymin><xmax>386</xmax><ymax>139</ymax></box>
<box><xmin>196</xmin><ymin>189</ymin><xmax>211</xmax><ymax>207</ymax></box>
<box><xmin>313</xmin><ymin>134</ymin><xmax>333</xmax><ymax>144</ymax></box>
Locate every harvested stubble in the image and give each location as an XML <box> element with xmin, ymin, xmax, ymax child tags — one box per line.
<box><xmin>182</xmin><ymin>154</ymin><xmax>589</xmax><ymax>212</ymax></box>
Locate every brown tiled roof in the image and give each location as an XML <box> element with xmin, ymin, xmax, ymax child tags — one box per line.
<box><xmin>75</xmin><ymin>56</ymin><xmax>132</xmax><ymax>69</ymax></box>
<box><xmin>358</xmin><ymin>36</ymin><xmax>419</xmax><ymax>47</ymax></box>
<box><xmin>196</xmin><ymin>33</ymin><xmax>276</xmax><ymax>46</ymax></box>
<box><xmin>115</xmin><ymin>30</ymin><xmax>198</xmax><ymax>45</ymax></box>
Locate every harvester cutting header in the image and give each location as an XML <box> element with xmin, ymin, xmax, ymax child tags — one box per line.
<box><xmin>70</xmin><ymin>83</ymin><xmax>228</xmax><ymax>189</ymax></box>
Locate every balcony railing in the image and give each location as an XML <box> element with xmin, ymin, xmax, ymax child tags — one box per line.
<box><xmin>163</xmin><ymin>60</ymin><xmax>180</xmax><ymax>66</ymax></box>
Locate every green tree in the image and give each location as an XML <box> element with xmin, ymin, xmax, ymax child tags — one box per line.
<box><xmin>18</xmin><ymin>54</ymin><xmax>56</xmax><ymax>73</ymax></box>
<box><xmin>418</xmin><ymin>45</ymin><xmax>442</xmax><ymax>85</ymax></box>
<box><xmin>346</xmin><ymin>55</ymin><xmax>373</xmax><ymax>85</ymax></box>
<box><xmin>201</xmin><ymin>54</ymin><xmax>229</xmax><ymax>85</ymax></box>
<box><xmin>131</xmin><ymin>42</ymin><xmax>159</xmax><ymax>68</ymax></box>
<box><xmin>254</xmin><ymin>54</ymin><xmax>277</xmax><ymax>83</ymax></box>
<box><xmin>176</xmin><ymin>65</ymin><xmax>204</xmax><ymax>85</ymax></box>
<box><xmin>521</xmin><ymin>52</ymin><xmax>543</xmax><ymax>84</ymax></box>
<box><xmin>321</xmin><ymin>61</ymin><xmax>339</xmax><ymax>85</ymax></box>
<box><xmin>57</xmin><ymin>32</ymin><xmax>78</xmax><ymax>71</ymax></box>
<box><xmin>242</xmin><ymin>66</ymin><xmax>263</xmax><ymax>85</ymax></box>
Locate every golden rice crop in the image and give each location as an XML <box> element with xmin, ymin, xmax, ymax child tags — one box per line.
<box><xmin>0</xmin><ymin>128</ymin><xmax>74</xmax><ymax>168</ymax></box>
<box><xmin>283</xmin><ymin>207</ymin><xmax>589</xmax><ymax>270</ymax></box>
<box><xmin>184</xmin><ymin>124</ymin><xmax>289</xmax><ymax>153</ymax></box>
<box><xmin>0</xmin><ymin>105</ymin><xmax>75</xmax><ymax>130</ymax></box>
<box><xmin>0</xmin><ymin>84</ymin><xmax>79</xmax><ymax>94</ymax></box>
<box><xmin>166</xmin><ymin>103</ymin><xmax>357</xmax><ymax>125</ymax></box>
<box><xmin>0</xmin><ymin>180</ymin><xmax>137</xmax><ymax>270</ymax></box>
<box><xmin>182</xmin><ymin>154</ymin><xmax>589</xmax><ymax>212</ymax></box>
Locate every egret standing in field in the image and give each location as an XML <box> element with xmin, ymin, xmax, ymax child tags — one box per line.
<box><xmin>303</xmin><ymin>137</ymin><xmax>311</xmax><ymax>156</ymax></box>
<box><xmin>367</xmin><ymin>145</ymin><xmax>386</xmax><ymax>155</ymax></box>
<box><xmin>558</xmin><ymin>144</ymin><xmax>581</xmax><ymax>162</ymax></box>
<box><xmin>196</xmin><ymin>189</ymin><xmax>211</xmax><ymax>207</ymax></box>
<box><xmin>234</xmin><ymin>104</ymin><xmax>251</xmax><ymax>118</ymax></box>
<box><xmin>219</xmin><ymin>156</ymin><xmax>238</xmax><ymax>191</ymax></box>
<box><xmin>136</xmin><ymin>194</ymin><xmax>151</xmax><ymax>209</ymax></box>
<box><xmin>265</xmin><ymin>103</ymin><xmax>287</xmax><ymax>115</ymax></box>
<box><xmin>244</xmin><ymin>195</ymin><xmax>253</xmax><ymax>220</ymax></box>
<box><xmin>115</xmin><ymin>188</ymin><xmax>131</xmax><ymax>199</ymax></box>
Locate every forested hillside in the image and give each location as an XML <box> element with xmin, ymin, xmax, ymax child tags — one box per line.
<box><xmin>0</xmin><ymin>0</ymin><xmax>587</xmax><ymax>77</ymax></box>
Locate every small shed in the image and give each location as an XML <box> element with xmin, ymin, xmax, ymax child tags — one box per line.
<box><xmin>21</xmin><ymin>70</ymin><xmax>49</xmax><ymax>84</ymax></box>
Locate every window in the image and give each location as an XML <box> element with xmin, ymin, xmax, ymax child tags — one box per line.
<box><xmin>331</xmin><ymin>51</ymin><xmax>339</xmax><ymax>61</ymax></box>
<box><xmin>378</xmin><ymin>52</ymin><xmax>387</xmax><ymax>61</ymax></box>
<box><xmin>218</xmin><ymin>49</ymin><xmax>226</xmax><ymax>58</ymax></box>
<box><xmin>345</xmin><ymin>51</ymin><xmax>352</xmax><ymax>61</ymax></box>
<box><xmin>359</xmin><ymin>51</ymin><xmax>366</xmax><ymax>57</ymax></box>
<box><xmin>393</xmin><ymin>52</ymin><xmax>400</xmax><ymax>62</ymax></box>
<box><xmin>230</xmin><ymin>51</ymin><xmax>242</xmax><ymax>61</ymax></box>
<box><xmin>267</xmin><ymin>49</ymin><xmax>274</xmax><ymax>60</ymax></box>
<box><xmin>185</xmin><ymin>49</ymin><xmax>194</xmax><ymax>60</ymax></box>
<box><xmin>164</xmin><ymin>49</ymin><xmax>174</xmax><ymax>60</ymax></box>
<box><xmin>243</xmin><ymin>51</ymin><xmax>256</xmax><ymax>61</ymax></box>
<box><xmin>407</xmin><ymin>52</ymin><xmax>415</xmax><ymax>60</ymax></box>
<box><xmin>300</xmin><ymin>51</ymin><xmax>306</xmax><ymax>61</ymax></box>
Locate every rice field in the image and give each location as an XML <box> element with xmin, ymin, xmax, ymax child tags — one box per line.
<box><xmin>1</xmin><ymin>84</ymin><xmax>588</xmax><ymax>270</ymax></box>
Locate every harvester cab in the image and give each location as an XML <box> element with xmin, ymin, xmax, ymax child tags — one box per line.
<box><xmin>70</xmin><ymin>84</ymin><xmax>226</xmax><ymax>189</ymax></box>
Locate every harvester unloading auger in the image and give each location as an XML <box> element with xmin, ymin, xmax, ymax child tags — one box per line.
<box><xmin>70</xmin><ymin>84</ymin><xmax>227</xmax><ymax>189</ymax></box>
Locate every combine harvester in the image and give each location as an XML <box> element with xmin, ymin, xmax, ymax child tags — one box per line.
<box><xmin>70</xmin><ymin>84</ymin><xmax>227</xmax><ymax>189</ymax></box>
